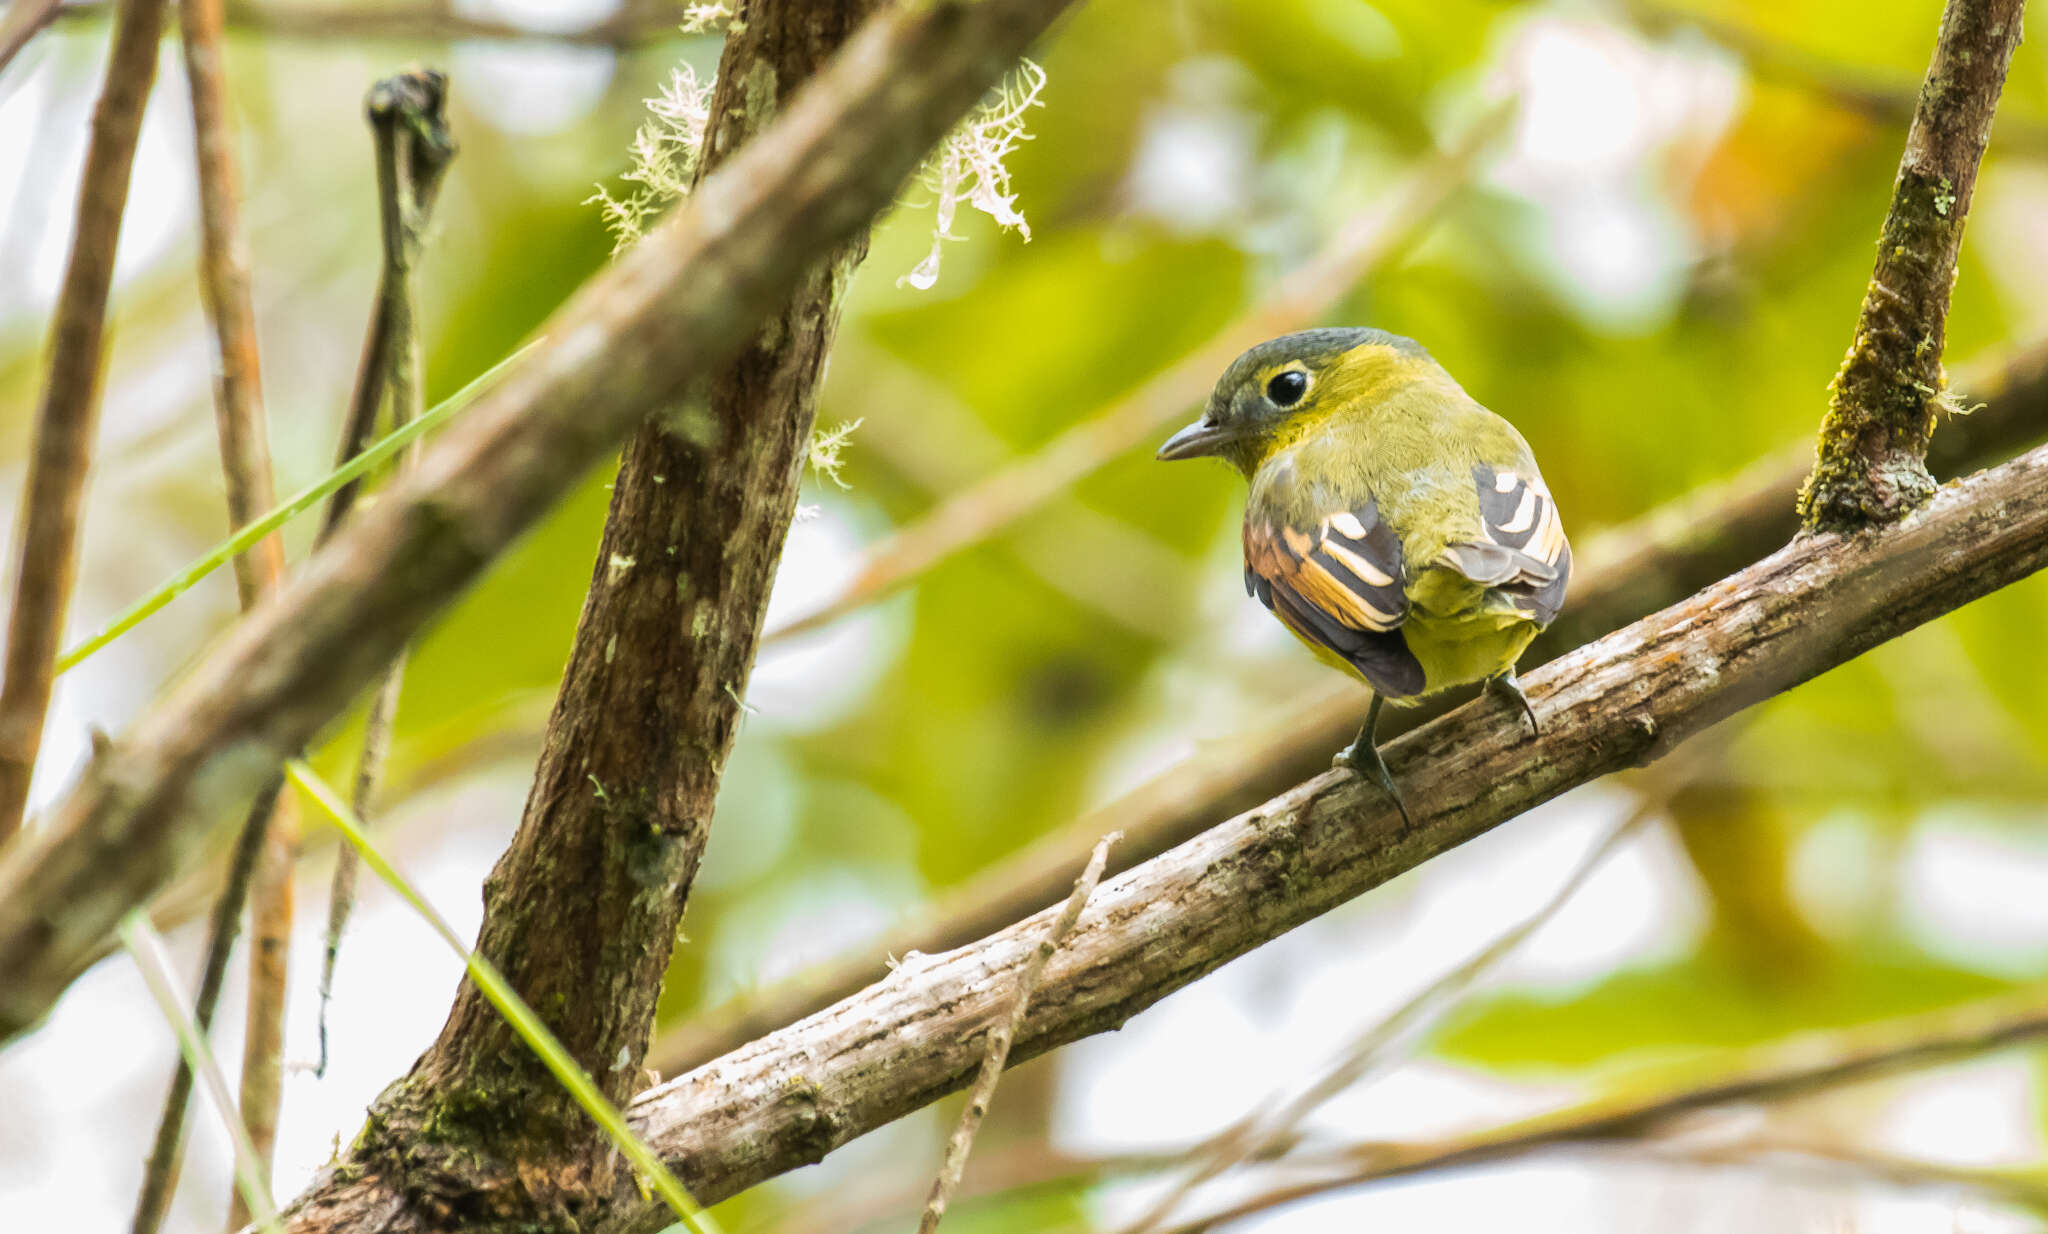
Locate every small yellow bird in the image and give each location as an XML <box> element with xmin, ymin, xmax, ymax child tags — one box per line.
<box><xmin>1157</xmin><ymin>328</ymin><xmax>1570</xmax><ymax>822</ymax></box>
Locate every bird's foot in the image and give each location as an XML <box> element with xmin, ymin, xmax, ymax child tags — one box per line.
<box><xmin>1488</xmin><ymin>671</ymin><xmax>1539</xmax><ymax>737</ymax></box>
<box><xmin>1334</xmin><ymin>736</ymin><xmax>1413</xmax><ymax>827</ymax></box>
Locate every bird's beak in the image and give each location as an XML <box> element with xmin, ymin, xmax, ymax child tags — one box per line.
<box><xmin>1156</xmin><ymin>417</ymin><xmax>1234</xmax><ymax>462</ymax></box>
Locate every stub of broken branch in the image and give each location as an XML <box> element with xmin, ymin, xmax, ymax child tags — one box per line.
<box><xmin>1797</xmin><ymin>0</ymin><xmax>2024</xmax><ymax>532</ymax></box>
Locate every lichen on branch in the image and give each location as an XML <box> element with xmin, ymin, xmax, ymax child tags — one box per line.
<box><xmin>1796</xmin><ymin>0</ymin><xmax>2025</xmax><ymax>532</ymax></box>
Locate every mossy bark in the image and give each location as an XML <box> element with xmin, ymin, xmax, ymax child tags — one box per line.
<box><xmin>1797</xmin><ymin>0</ymin><xmax>2024</xmax><ymax>532</ymax></box>
<box><xmin>340</xmin><ymin>3</ymin><xmax>876</xmax><ymax>1229</ymax></box>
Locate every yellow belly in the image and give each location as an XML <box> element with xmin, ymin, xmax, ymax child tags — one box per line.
<box><xmin>1290</xmin><ymin>564</ymin><xmax>1541</xmax><ymax>698</ymax></box>
<box><xmin>1404</xmin><ymin>564</ymin><xmax>1539</xmax><ymax>693</ymax></box>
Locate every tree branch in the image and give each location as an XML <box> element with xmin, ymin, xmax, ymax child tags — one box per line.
<box><xmin>320</xmin><ymin>4</ymin><xmax>884</xmax><ymax>1226</ymax></box>
<box><xmin>1798</xmin><ymin>0</ymin><xmax>2026</xmax><ymax>530</ymax></box>
<box><xmin>584</xmin><ymin>439</ymin><xmax>2048</xmax><ymax>1234</ymax></box>
<box><xmin>646</xmin><ymin>337</ymin><xmax>2048</xmax><ymax>1078</ymax></box>
<box><xmin>0</xmin><ymin>0</ymin><xmax>1077</xmax><ymax>1044</ymax></box>
<box><xmin>0</xmin><ymin>0</ymin><xmax>167</xmax><ymax>842</ymax></box>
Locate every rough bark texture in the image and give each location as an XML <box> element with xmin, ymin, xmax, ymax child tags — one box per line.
<box><xmin>0</xmin><ymin>0</ymin><xmax>1074</xmax><ymax>1044</ymax></box>
<box><xmin>561</xmin><ymin>439</ymin><xmax>2048</xmax><ymax>1234</ymax></box>
<box><xmin>647</xmin><ymin>338</ymin><xmax>2048</xmax><ymax>1075</ymax></box>
<box><xmin>0</xmin><ymin>0</ymin><xmax>167</xmax><ymax>842</ymax></box>
<box><xmin>1798</xmin><ymin>0</ymin><xmax>2025</xmax><ymax>530</ymax></box>
<box><xmin>313</xmin><ymin>5</ymin><xmax>876</xmax><ymax>1230</ymax></box>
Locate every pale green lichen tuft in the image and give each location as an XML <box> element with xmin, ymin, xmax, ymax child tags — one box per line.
<box><xmin>680</xmin><ymin>3</ymin><xmax>730</xmax><ymax>33</ymax></box>
<box><xmin>586</xmin><ymin>63</ymin><xmax>714</xmax><ymax>253</ymax></box>
<box><xmin>898</xmin><ymin>59</ymin><xmax>1047</xmax><ymax>291</ymax></box>
<box><xmin>807</xmin><ymin>418</ymin><xmax>862</xmax><ymax>490</ymax></box>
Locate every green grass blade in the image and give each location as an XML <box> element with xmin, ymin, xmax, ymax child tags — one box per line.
<box><xmin>57</xmin><ymin>340</ymin><xmax>540</xmax><ymax>676</ymax></box>
<box><xmin>285</xmin><ymin>760</ymin><xmax>719</xmax><ymax>1234</ymax></box>
<box><xmin>119</xmin><ymin>909</ymin><xmax>286</xmax><ymax>1234</ymax></box>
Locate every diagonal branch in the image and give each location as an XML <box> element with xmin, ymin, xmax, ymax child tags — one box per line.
<box><xmin>588</xmin><ymin>438</ymin><xmax>2048</xmax><ymax>1234</ymax></box>
<box><xmin>1798</xmin><ymin>0</ymin><xmax>2026</xmax><ymax>530</ymax></box>
<box><xmin>646</xmin><ymin>336</ymin><xmax>2048</xmax><ymax>1078</ymax></box>
<box><xmin>0</xmin><ymin>0</ymin><xmax>1079</xmax><ymax>1045</ymax></box>
<box><xmin>0</xmin><ymin>0</ymin><xmax>167</xmax><ymax>842</ymax></box>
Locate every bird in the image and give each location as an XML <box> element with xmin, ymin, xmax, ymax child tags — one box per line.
<box><xmin>1156</xmin><ymin>327</ymin><xmax>1570</xmax><ymax>824</ymax></box>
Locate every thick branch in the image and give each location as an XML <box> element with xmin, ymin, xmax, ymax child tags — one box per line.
<box><xmin>335</xmin><ymin>4</ymin><xmax>880</xmax><ymax>1227</ymax></box>
<box><xmin>574</xmin><ymin>440</ymin><xmax>2048</xmax><ymax>1234</ymax></box>
<box><xmin>647</xmin><ymin>338</ymin><xmax>2048</xmax><ymax>1076</ymax></box>
<box><xmin>1798</xmin><ymin>0</ymin><xmax>2025</xmax><ymax>530</ymax></box>
<box><xmin>0</xmin><ymin>0</ymin><xmax>166</xmax><ymax>842</ymax></box>
<box><xmin>0</xmin><ymin>0</ymin><xmax>1076</xmax><ymax>1044</ymax></box>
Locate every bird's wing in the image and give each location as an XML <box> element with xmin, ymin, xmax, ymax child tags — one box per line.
<box><xmin>1438</xmin><ymin>464</ymin><xmax>1571</xmax><ymax>625</ymax></box>
<box><xmin>1243</xmin><ymin>496</ymin><xmax>1426</xmax><ymax>696</ymax></box>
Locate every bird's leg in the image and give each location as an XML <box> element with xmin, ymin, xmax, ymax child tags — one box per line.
<box><xmin>1488</xmin><ymin>668</ymin><xmax>1539</xmax><ymax>736</ymax></box>
<box><xmin>1333</xmin><ymin>693</ymin><xmax>1412</xmax><ymax>826</ymax></box>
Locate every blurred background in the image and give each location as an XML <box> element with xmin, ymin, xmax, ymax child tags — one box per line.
<box><xmin>4</xmin><ymin>0</ymin><xmax>2048</xmax><ymax>1230</ymax></box>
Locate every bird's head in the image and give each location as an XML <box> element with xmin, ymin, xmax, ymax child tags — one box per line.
<box><xmin>1156</xmin><ymin>327</ymin><xmax>1436</xmax><ymax>476</ymax></box>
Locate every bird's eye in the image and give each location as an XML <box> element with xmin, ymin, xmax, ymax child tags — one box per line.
<box><xmin>1266</xmin><ymin>369</ymin><xmax>1309</xmax><ymax>407</ymax></box>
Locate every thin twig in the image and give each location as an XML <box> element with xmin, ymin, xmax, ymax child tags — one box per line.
<box><xmin>0</xmin><ymin>0</ymin><xmax>64</xmax><ymax>78</ymax></box>
<box><xmin>1149</xmin><ymin>980</ymin><xmax>2048</xmax><ymax>1234</ymax></box>
<box><xmin>762</xmin><ymin>100</ymin><xmax>1514</xmax><ymax>647</ymax></box>
<box><xmin>314</xmin><ymin>67</ymin><xmax>454</xmax><ymax>1078</ymax></box>
<box><xmin>1114</xmin><ymin>788</ymin><xmax>1673</xmax><ymax>1234</ymax></box>
<box><xmin>120</xmin><ymin>910</ymin><xmax>285</xmax><ymax>1234</ymax></box>
<box><xmin>0</xmin><ymin>0</ymin><xmax>167</xmax><ymax>842</ymax></box>
<box><xmin>919</xmin><ymin>833</ymin><xmax>1117</xmax><ymax>1234</ymax></box>
<box><xmin>169</xmin><ymin>0</ymin><xmax>298</xmax><ymax>1219</ymax></box>
<box><xmin>1798</xmin><ymin>0</ymin><xmax>2027</xmax><ymax>530</ymax></box>
<box><xmin>130</xmin><ymin>784</ymin><xmax>282</xmax><ymax>1234</ymax></box>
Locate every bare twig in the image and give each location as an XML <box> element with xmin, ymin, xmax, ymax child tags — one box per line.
<box><xmin>762</xmin><ymin>100</ymin><xmax>1513</xmax><ymax>646</ymax></box>
<box><xmin>1115</xmin><ymin>787</ymin><xmax>1676</xmax><ymax>1234</ymax></box>
<box><xmin>131</xmin><ymin>0</ymin><xmax>297</xmax><ymax>1221</ymax></box>
<box><xmin>0</xmin><ymin>0</ymin><xmax>1080</xmax><ymax>1045</ymax></box>
<box><xmin>645</xmin><ymin>336</ymin><xmax>2048</xmax><ymax>1079</ymax></box>
<box><xmin>0</xmin><ymin>0</ymin><xmax>167</xmax><ymax>842</ymax></box>
<box><xmin>1798</xmin><ymin>0</ymin><xmax>2026</xmax><ymax>530</ymax></box>
<box><xmin>130</xmin><ymin>785</ymin><xmax>281</xmax><ymax>1234</ymax></box>
<box><xmin>121</xmin><ymin>911</ymin><xmax>283</xmax><ymax>1234</ymax></box>
<box><xmin>313</xmin><ymin>67</ymin><xmax>454</xmax><ymax>1081</ymax></box>
<box><xmin>177</xmin><ymin>0</ymin><xmax>298</xmax><ymax>1215</ymax></box>
<box><xmin>920</xmin><ymin>833</ymin><xmax>1117</xmax><ymax>1234</ymax></box>
<box><xmin>1149</xmin><ymin>980</ymin><xmax>2048</xmax><ymax>1234</ymax></box>
<box><xmin>0</xmin><ymin>0</ymin><xmax>64</xmax><ymax>78</ymax></box>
